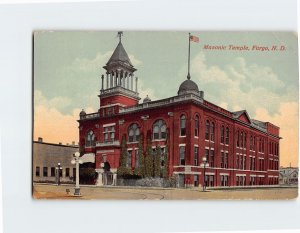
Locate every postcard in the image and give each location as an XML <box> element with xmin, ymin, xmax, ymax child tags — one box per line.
<box><xmin>33</xmin><ymin>31</ymin><xmax>298</xmax><ymax>200</ymax></box>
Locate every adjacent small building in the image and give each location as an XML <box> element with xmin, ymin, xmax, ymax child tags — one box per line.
<box><xmin>33</xmin><ymin>137</ymin><xmax>78</xmax><ymax>183</ymax></box>
<box><xmin>279</xmin><ymin>166</ymin><xmax>299</xmax><ymax>185</ymax></box>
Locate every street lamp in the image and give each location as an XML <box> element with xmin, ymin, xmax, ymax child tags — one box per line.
<box><xmin>200</xmin><ymin>156</ymin><xmax>209</xmax><ymax>192</ymax></box>
<box><xmin>56</xmin><ymin>163</ymin><xmax>62</xmax><ymax>185</ymax></box>
<box><xmin>71</xmin><ymin>152</ymin><xmax>82</xmax><ymax>196</ymax></box>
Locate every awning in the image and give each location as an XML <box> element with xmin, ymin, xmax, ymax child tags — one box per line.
<box><xmin>81</xmin><ymin>153</ymin><xmax>95</xmax><ymax>163</ymax></box>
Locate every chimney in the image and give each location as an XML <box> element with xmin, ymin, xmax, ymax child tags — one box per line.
<box><xmin>66</xmin><ymin>143</ymin><xmax>69</xmax><ymax>146</ymax></box>
<box><xmin>72</xmin><ymin>141</ymin><xmax>75</xmax><ymax>146</ymax></box>
<box><xmin>199</xmin><ymin>91</ymin><xmax>204</xmax><ymax>99</ymax></box>
<box><xmin>59</xmin><ymin>142</ymin><xmax>62</xmax><ymax>145</ymax></box>
<box><xmin>38</xmin><ymin>137</ymin><xmax>43</xmax><ymax>142</ymax></box>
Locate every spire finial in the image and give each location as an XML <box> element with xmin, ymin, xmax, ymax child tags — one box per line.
<box><xmin>118</xmin><ymin>31</ymin><xmax>123</xmax><ymax>43</ymax></box>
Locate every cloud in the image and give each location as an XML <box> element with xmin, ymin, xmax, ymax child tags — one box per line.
<box><xmin>189</xmin><ymin>52</ymin><xmax>298</xmax><ymax>167</ymax></box>
<box><xmin>191</xmin><ymin>52</ymin><xmax>296</xmax><ymax>116</ymax></box>
<box><xmin>254</xmin><ymin>102</ymin><xmax>298</xmax><ymax>167</ymax></box>
<box><xmin>34</xmin><ymin>90</ymin><xmax>94</xmax><ymax>144</ymax></box>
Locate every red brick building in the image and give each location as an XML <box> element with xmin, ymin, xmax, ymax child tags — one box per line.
<box><xmin>78</xmin><ymin>35</ymin><xmax>280</xmax><ymax>188</ymax></box>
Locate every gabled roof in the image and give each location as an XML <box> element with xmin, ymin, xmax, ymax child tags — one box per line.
<box><xmin>251</xmin><ymin>119</ymin><xmax>267</xmax><ymax>130</ymax></box>
<box><xmin>232</xmin><ymin>110</ymin><xmax>252</xmax><ymax>124</ymax></box>
<box><xmin>106</xmin><ymin>42</ymin><xmax>133</xmax><ymax>66</ymax></box>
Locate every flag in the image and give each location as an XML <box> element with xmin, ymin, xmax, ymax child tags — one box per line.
<box><xmin>190</xmin><ymin>35</ymin><xmax>199</xmax><ymax>43</ymax></box>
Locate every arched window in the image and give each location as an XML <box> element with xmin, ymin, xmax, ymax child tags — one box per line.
<box><xmin>180</xmin><ymin>115</ymin><xmax>186</xmax><ymax>136</ymax></box>
<box><xmin>153</xmin><ymin>119</ymin><xmax>167</xmax><ymax>140</ymax></box>
<box><xmin>236</xmin><ymin>130</ymin><xmax>240</xmax><ymax>147</ymax></box>
<box><xmin>85</xmin><ymin>130</ymin><xmax>95</xmax><ymax>147</ymax></box>
<box><xmin>250</xmin><ymin>136</ymin><xmax>253</xmax><ymax>150</ymax></box>
<box><xmin>210</xmin><ymin>122</ymin><xmax>215</xmax><ymax>142</ymax></box>
<box><xmin>195</xmin><ymin>115</ymin><xmax>199</xmax><ymax>137</ymax></box>
<box><xmin>205</xmin><ymin>120</ymin><xmax>210</xmax><ymax>140</ymax></box>
<box><xmin>225</xmin><ymin>127</ymin><xmax>229</xmax><ymax>145</ymax></box>
<box><xmin>128</xmin><ymin>123</ymin><xmax>140</xmax><ymax>142</ymax></box>
<box><xmin>244</xmin><ymin>133</ymin><xmax>247</xmax><ymax>149</ymax></box>
<box><xmin>240</xmin><ymin>132</ymin><xmax>243</xmax><ymax>148</ymax></box>
<box><xmin>221</xmin><ymin>125</ymin><xmax>225</xmax><ymax>144</ymax></box>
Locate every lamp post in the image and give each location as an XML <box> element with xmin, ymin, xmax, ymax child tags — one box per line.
<box><xmin>56</xmin><ymin>163</ymin><xmax>62</xmax><ymax>185</ymax></box>
<box><xmin>200</xmin><ymin>156</ymin><xmax>209</xmax><ymax>192</ymax></box>
<box><xmin>71</xmin><ymin>152</ymin><xmax>82</xmax><ymax>196</ymax></box>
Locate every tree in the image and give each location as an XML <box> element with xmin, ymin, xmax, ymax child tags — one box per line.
<box><xmin>117</xmin><ymin>135</ymin><xmax>132</xmax><ymax>177</ymax></box>
<box><xmin>144</xmin><ymin>133</ymin><xmax>153</xmax><ymax>178</ymax></box>
<box><xmin>162</xmin><ymin>144</ymin><xmax>169</xmax><ymax>178</ymax></box>
<box><xmin>134</xmin><ymin>134</ymin><xmax>145</xmax><ymax>177</ymax></box>
<box><xmin>154</xmin><ymin>144</ymin><xmax>161</xmax><ymax>177</ymax></box>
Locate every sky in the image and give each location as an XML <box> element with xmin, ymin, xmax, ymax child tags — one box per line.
<box><xmin>34</xmin><ymin>31</ymin><xmax>298</xmax><ymax>167</ymax></box>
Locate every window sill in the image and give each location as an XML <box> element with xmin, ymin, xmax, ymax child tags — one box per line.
<box><xmin>152</xmin><ymin>139</ymin><xmax>166</xmax><ymax>142</ymax></box>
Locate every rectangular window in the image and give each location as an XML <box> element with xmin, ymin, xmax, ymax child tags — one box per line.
<box><xmin>43</xmin><ymin>167</ymin><xmax>48</xmax><ymax>177</ymax></box>
<box><xmin>180</xmin><ymin>146</ymin><xmax>185</xmax><ymax>165</ymax></box>
<box><xmin>66</xmin><ymin>168</ymin><xmax>70</xmax><ymax>177</ymax></box>
<box><xmin>220</xmin><ymin>152</ymin><xmax>224</xmax><ymax>168</ymax></box>
<box><xmin>243</xmin><ymin>156</ymin><xmax>246</xmax><ymax>170</ymax></box>
<box><xmin>36</xmin><ymin>167</ymin><xmax>40</xmax><ymax>177</ymax></box>
<box><xmin>51</xmin><ymin>167</ymin><xmax>55</xmax><ymax>177</ymax></box>
<box><xmin>73</xmin><ymin>168</ymin><xmax>76</xmax><ymax>178</ymax></box>
<box><xmin>224</xmin><ymin>152</ymin><xmax>228</xmax><ymax>168</ymax></box>
<box><xmin>224</xmin><ymin>175</ymin><xmax>228</xmax><ymax>186</ymax></box>
<box><xmin>210</xmin><ymin>150</ymin><xmax>214</xmax><ymax>167</ymax></box>
<box><xmin>209</xmin><ymin>175</ymin><xmax>214</xmax><ymax>187</ymax></box>
<box><xmin>194</xmin><ymin>147</ymin><xmax>198</xmax><ymax>166</ymax></box>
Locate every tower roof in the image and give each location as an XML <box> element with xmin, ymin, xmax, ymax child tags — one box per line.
<box><xmin>106</xmin><ymin>42</ymin><xmax>133</xmax><ymax>67</ymax></box>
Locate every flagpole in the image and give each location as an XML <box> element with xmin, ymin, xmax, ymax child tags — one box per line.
<box><xmin>187</xmin><ymin>32</ymin><xmax>191</xmax><ymax>80</ymax></box>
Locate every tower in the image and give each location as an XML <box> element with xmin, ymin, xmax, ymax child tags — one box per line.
<box><xmin>99</xmin><ymin>32</ymin><xmax>140</xmax><ymax>112</ymax></box>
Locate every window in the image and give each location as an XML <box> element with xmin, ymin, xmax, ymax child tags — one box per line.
<box><xmin>127</xmin><ymin>150</ymin><xmax>132</xmax><ymax>167</ymax></box>
<box><xmin>210</xmin><ymin>150</ymin><xmax>215</xmax><ymax>167</ymax></box>
<box><xmin>220</xmin><ymin>152</ymin><xmax>224</xmax><ymax>168</ymax></box>
<box><xmin>206</xmin><ymin>175</ymin><xmax>215</xmax><ymax>187</ymax></box>
<box><xmin>244</xmin><ymin>133</ymin><xmax>247</xmax><ymax>149</ymax></box>
<box><xmin>51</xmin><ymin>167</ymin><xmax>55</xmax><ymax>177</ymax></box>
<box><xmin>194</xmin><ymin>147</ymin><xmax>199</xmax><ymax>166</ymax></box>
<box><xmin>180</xmin><ymin>115</ymin><xmax>186</xmax><ymax>136</ymax></box>
<box><xmin>66</xmin><ymin>168</ymin><xmax>70</xmax><ymax>177</ymax></box>
<box><xmin>243</xmin><ymin>155</ymin><xmax>246</xmax><ymax>170</ymax></box>
<box><xmin>205</xmin><ymin>120</ymin><xmax>210</xmax><ymax>140</ymax></box>
<box><xmin>43</xmin><ymin>167</ymin><xmax>48</xmax><ymax>177</ymax></box>
<box><xmin>153</xmin><ymin>119</ymin><xmax>167</xmax><ymax>140</ymax></box>
<box><xmin>104</xmin><ymin>126</ymin><xmax>115</xmax><ymax>143</ymax></box>
<box><xmin>236</xmin><ymin>131</ymin><xmax>240</xmax><ymax>147</ymax></box>
<box><xmin>225</xmin><ymin>127</ymin><xmax>229</xmax><ymax>145</ymax></box>
<box><xmin>221</xmin><ymin>175</ymin><xmax>229</xmax><ymax>186</ymax></box>
<box><xmin>240</xmin><ymin>132</ymin><xmax>243</xmax><ymax>148</ymax></box>
<box><xmin>180</xmin><ymin>146</ymin><xmax>185</xmax><ymax>165</ymax></box>
<box><xmin>85</xmin><ymin>130</ymin><xmax>96</xmax><ymax>147</ymax></box>
<box><xmin>205</xmin><ymin>149</ymin><xmax>209</xmax><ymax>164</ymax></box>
<box><xmin>250</xmin><ymin>136</ymin><xmax>253</xmax><ymax>150</ymax></box>
<box><xmin>210</xmin><ymin>122</ymin><xmax>215</xmax><ymax>142</ymax></box>
<box><xmin>224</xmin><ymin>152</ymin><xmax>228</xmax><ymax>168</ymax></box>
<box><xmin>221</xmin><ymin>126</ymin><xmax>225</xmax><ymax>144</ymax></box>
<box><xmin>36</xmin><ymin>167</ymin><xmax>40</xmax><ymax>177</ymax></box>
<box><xmin>195</xmin><ymin>115</ymin><xmax>199</xmax><ymax>137</ymax></box>
<box><xmin>128</xmin><ymin>123</ymin><xmax>140</xmax><ymax>142</ymax></box>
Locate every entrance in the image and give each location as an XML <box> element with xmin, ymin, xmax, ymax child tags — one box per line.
<box><xmin>103</xmin><ymin>162</ymin><xmax>113</xmax><ymax>185</ymax></box>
